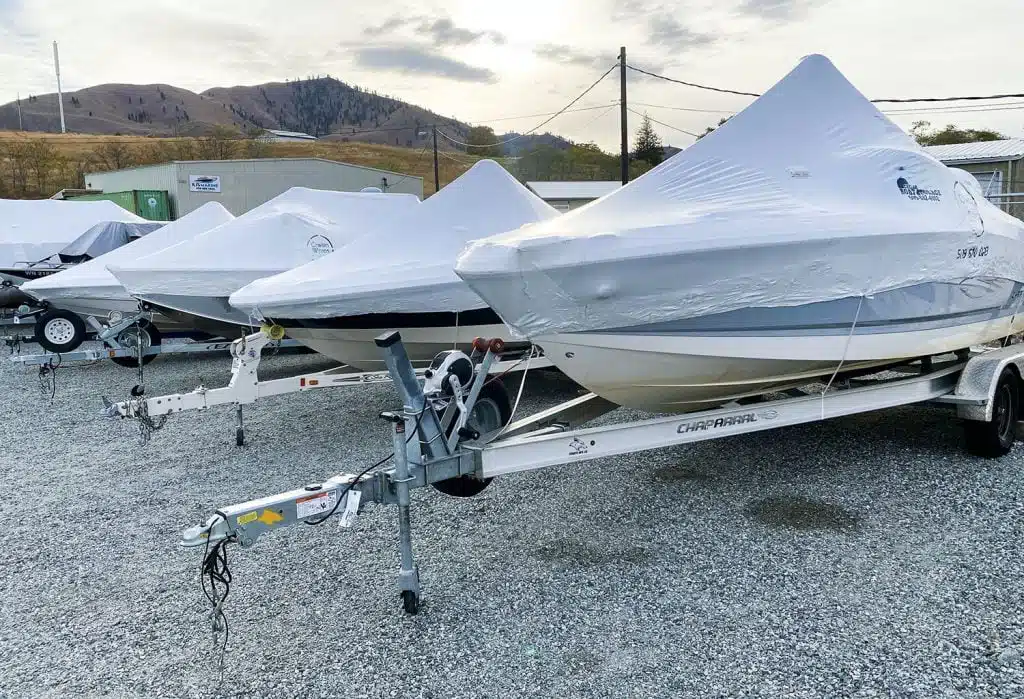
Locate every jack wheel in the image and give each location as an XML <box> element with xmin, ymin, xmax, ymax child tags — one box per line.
<box><xmin>107</xmin><ymin>319</ymin><xmax>162</xmax><ymax>368</ymax></box>
<box><xmin>432</xmin><ymin>380</ymin><xmax>512</xmax><ymax>498</ymax></box>
<box><xmin>35</xmin><ymin>309</ymin><xmax>87</xmax><ymax>353</ymax></box>
<box><xmin>401</xmin><ymin>590</ymin><xmax>419</xmax><ymax>615</ymax></box>
<box><xmin>236</xmin><ymin>428</ymin><xmax>245</xmax><ymax>447</ymax></box>
<box><xmin>964</xmin><ymin>367</ymin><xmax>1019</xmax><ymax>458</ymax></box>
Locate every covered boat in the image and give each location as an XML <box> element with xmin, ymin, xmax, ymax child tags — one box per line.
<box><xmin>22</xmin><ymin>202</ymin><xmax>234</xmax><ymax>322</ymax></box>
<box><xmin>0</xmin><ymin>199</ymin><xmax>146</xmax><ymax>284</ymax></box>
<box><xmin>455</xmin><ymin>54</ymin><xmax>1024</xmax><ymax>412</ymax></box>
<box><xmin>229</xmin><ymin>160</ymin><xmax>558</xmax><ymax>369</ymax></box>
<box><xmin>107</xmin><ymin>187</ymin><xmax>420</xmax><ymax>331</ymax></box>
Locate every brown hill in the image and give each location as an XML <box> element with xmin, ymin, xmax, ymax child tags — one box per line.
<box><xmin>0</xmin><ymin>77</ymin><xmax>473</xmax><ymax>148</ymax></box>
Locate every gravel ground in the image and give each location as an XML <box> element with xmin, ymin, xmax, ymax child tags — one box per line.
<box><xmin>1</xmin><ymin>341</ymin><xmax>1023</xmax><ymax>698</ymax></box>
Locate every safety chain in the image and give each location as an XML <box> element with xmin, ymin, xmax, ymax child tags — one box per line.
<box><xmin>130</xmin><ymin>394</ymin><xmax>168</xmax><ymax>444</ymax></box>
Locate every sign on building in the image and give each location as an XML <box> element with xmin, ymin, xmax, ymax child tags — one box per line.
<box><xmin>189</xmin><ymin>175</ymin><xmax>221</xmax><ymax>193</ymax></box>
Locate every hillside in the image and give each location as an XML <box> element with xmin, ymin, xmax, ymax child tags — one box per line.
<box><xmin>0</xmin><ymin>77</ymin><xmax>571</xmax><ymax>154</ymax></box>
<box><xmin>0</xmin><ymin>130</ymin><xmax>495</xmax><ymax>199</ymax></box>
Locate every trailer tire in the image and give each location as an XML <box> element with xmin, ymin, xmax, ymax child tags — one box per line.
<box><xmin>432</xmin><ymin>379</ymin><xmax>512</xmax><ymax>498</ymax></box>
<box><xmin>964</xmin><ymin>367</ymin><xmax>1019</xmax><ymax>458</ymax></box>
<box><xmin>107</xmin><ymin>319</ymin><xmax>162</xmax><ymax>368</ymax></box>
<box><xmin>35</xmin><ymin>309</ymin><xmax>87</xmax><ymax>353</ymax></box>
<box><xmin>401</xmin><ymin>590</ymin><xmax>419</xmax><ymax>615</ymax></box>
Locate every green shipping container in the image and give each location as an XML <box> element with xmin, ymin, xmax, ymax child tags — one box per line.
<box><xmin>70</xmin><ymin>190</ymin><xmax>172</xmax><ymax>221</ymax></box>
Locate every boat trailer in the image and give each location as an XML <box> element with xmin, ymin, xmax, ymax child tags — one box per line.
<box><xmin>100</xmin><ymin>326</ymin><xmax>549</xmax><ymax>446</ymax></box>
<box><xmin>186</xmin><ymin>333</ymin><xmax>1024</xmax><ymax>628</ymax></box>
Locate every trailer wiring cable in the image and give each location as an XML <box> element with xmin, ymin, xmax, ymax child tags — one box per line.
<box><xmin>38</xmin><ymin>353</ymin><xmax>62</xmax><ymax>401</ymax></box>
<box><xmin>200</xmin><ymin>510</ymin><xmax>236</xmax><ymax>692</ymax></box>
<box><xmin>305</xmin><ymin>406</ymin><xmax>429</xmax><ymax>527</ymax></box>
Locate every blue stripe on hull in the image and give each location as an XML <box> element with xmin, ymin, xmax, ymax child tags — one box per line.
<box><xmin>594</xmin><ymin>278</ymin><xmax>1024</xmax><ymax>338</ymax></box>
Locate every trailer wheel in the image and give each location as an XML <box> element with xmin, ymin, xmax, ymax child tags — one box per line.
<box><xmin>107</xmin><ymin>319</ymin><xmax>162</xmax><ymax>368</ymax></box>
<box><xmin>401</xmin><ymin>590</ymin><xmax>419</xmax><ymax>615</ymax></box>
<box><xmin>432</xmin><ymin>379</ymin><xmax>512</xmax><ymax>498</ymax></box>
<box><xmin>964</xmin><ymin>367</ymin><xmax>1019</xmax><ymax>458</ymax></box>
<box><xmin>35</xmin><ymin>309</ymin><xmax>87</xmax><ymax>353</ymax></box>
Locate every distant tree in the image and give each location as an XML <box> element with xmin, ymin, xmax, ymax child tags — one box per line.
<box><xmin>25</xmin><ymin>140</ymin><xmax>58</xmax><ymax>194</ymax></box>
<box><xmin>197</xmin><ymin>125</ymin><xmax>239</xmax><ymax>159</ymax></box>
<box><xmin>3</xmin><ymin>141</ymin><xmax>30</xmax><ymax>194</ymax></box>
<box><xmin>92</xmin><ymin>140</ymin><xmax>135</xmax><ymax>170</ymax></box>
<box><xmin>138</xmin><ymin>140</ymin><xmax>176</xmax><ymax>165</ymax></box>
<box><xmin>466</xmin><ymin>125</ymin><xmax>502</xmax><ymax>157</ymax></box>
<box><xmin>633</xmin><ymin>114</ymin><xmax>663</xmax><ymax>167</ymax></box>
<box><xmin>910</xmin><ymin>121</ymin><xmax>1005</xmax><ymax>146</ymax></box>
<box><xmin>244</xmin><ymin>126</ymin><xmax>269</xmax><ymax>157</ymax></box>
<box><xmin>697</xmin><ymin>117</ymin><xmax>730</xmax><ymax>140</ymax></box>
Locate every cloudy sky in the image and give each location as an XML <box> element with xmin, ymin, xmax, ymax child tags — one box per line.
<box><xmin>2</xmin><ymin>0</ymin><xmax>1023</xmax><ymax>150</ymax></box>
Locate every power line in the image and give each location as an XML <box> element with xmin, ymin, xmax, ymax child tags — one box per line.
<box><xmin>627</xmin><ymin>108</ymin><xmax>700</xmax><ymax>138</ymax></box>
<box><xmin>627</xmin><ymin>63</ymin><xmax>1024</xmax><ymax>104</ymax></box>
<box><xmin>883</xmin><ymin>101</ymin><xmax>1024</xmax><ymax>115</ymax></box>
<box><xmin>626</xmin><ymin>64</ymin><xmax>760</xmax><ymax>98</ymax></box>
<box><xmin>437</xmin><ymin>63</ymin><xmax>619</xmax><ymax>149</ymax></box>
<box><xmin>468</xmin><ymin>102</ymin><xmax>620</xmax><ymax>124</ymax></box>
<box><xmin>631</xmin><ymin>101</ymin><xmax>734</xmax><ymax>115</ymax></box>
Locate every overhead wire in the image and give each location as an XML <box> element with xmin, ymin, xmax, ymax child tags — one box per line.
<box><xmin>437</xmin><ymin>63</ymin><xmax>619</xmax><ymax>148</ymax></box>
<box><xmin>627</xmin><ymin>107</ymin><xmax>700</xmax><ymax>138</ymax></box>
<box><xmin>626</xmin><ymin>63</ymin><xmax>1024</xmax><ymax>104</ymax></box>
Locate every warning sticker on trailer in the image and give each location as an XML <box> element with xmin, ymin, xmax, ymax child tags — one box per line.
<box><xmin>296</xmin><ymin>491</ymin><xmax>337</xmax><ymax>519</ymax></box>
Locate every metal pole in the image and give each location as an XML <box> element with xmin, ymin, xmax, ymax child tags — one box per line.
<box><xmin>432</xmin><ymin>124</ymin><xmax>440</xmax><ymax>195</ymax></box>
<box><xmin>16</xmin><ymin>93</ymin><xmax>23</xmax><ymax>131</ymax></box>
<box><xmin>53</xmin><ymin>41</ymin><xmax>66</xmax><ymax>134</ymax></box>
<box><xmin>619</xmin><ymin>46</ymin><xmax>628</xmax><ymax>185</ymax></box>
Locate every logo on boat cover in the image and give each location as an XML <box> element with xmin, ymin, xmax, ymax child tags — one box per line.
<box><xmin>897</xmin><ymin>177</ymin><xmax>941</xmax><ymax>202</ymax></box>
<box><xmin>307</xmin><ymin>235</ymin><xmax>334</xmax><ymax>259</ymax></box>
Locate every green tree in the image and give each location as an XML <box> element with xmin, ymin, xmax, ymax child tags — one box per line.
<box><xmin>466</xmin><ymin>126</ymin><xmax>503</xmax><ymax>157</ymax></box>
<box><xmin>910</xmin><ymin>121</ymin><xmax>1005</xmax><ymax>146</ymax></box>
<box><xmin>633</xmin><ymin>114</ymin><xmax>663</xmax><ymax>167</ymax></box>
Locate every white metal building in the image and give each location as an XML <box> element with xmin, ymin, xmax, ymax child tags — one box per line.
<box><xmin>84</xmin><ymin>158</ymin><xmax>423</xmax><ymax>218</ymax></box>
<box><xmin>525</xmin><ymin>181</ymin><xmax>622</xmax><ymax>211</ymax></box>
<box><xmin>264</xmin><ymin>130</ymin><xmax>318</xmax><ymax>142</ymax></box>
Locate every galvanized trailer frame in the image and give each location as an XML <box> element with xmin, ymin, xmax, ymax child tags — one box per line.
<box><xmin>184</xmin><ymin>334</ymin><xmax>1024</xmax><ymax>616</ymax></box>
<box><xmin>101</xmin><ymin>328</ymin><xmax>549</xmax><ymax>446</ymax></box>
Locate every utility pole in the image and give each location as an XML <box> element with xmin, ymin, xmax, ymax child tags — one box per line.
<box><xmin>53</xmin><ymin>41</ymin><xmax>66</xmax><ymax>134</ymax></box>
<box><xmin>16</xmin><ymin>93</ymin><xmax>23</xmax><ymax>131</ymax></box>
<box><xmin>432</xmin><ymin>124</ymin><xmax>440</xmax><ymax>194</ymax></box>
<box><xmin>619</xmin><ymin>46</ymin><xmax>628</xmax><ymax>185</ymax></box>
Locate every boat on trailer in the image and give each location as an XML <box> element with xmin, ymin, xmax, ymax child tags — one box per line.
<box><xmin>454</xmin><ymin>54</ymin><xmax>1024</xmax><ymax>413</ymax></box>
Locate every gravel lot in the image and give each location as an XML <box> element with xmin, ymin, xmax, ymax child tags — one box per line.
<box><xmin>1</xmin><ymin>341</ymin><xmax>1023</xmax><ymax>698</ymax></box>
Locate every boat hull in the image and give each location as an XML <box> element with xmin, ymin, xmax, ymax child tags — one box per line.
<box><xmin>281</xmin><ymin>323</ymin><xmax>510</xmax><ymax>370</ymax></box>
<box><xmin>535</xmin><ymin>282</ymin><xmax>1024</xmax><ymax>412</ymax></box>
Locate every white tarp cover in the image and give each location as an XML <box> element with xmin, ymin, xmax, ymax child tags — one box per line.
<box><xmin>108</xmin><ymin>187</ymin><xmax>420</xmax><ymax>298</ymax></box>
<box><xmin>229</xmin><ymin>160</ymin><xmax>558</xmax><ymax>319</ymax></box>
<box><xmin>0</xmin><ymin>199</ymin><xmax>145</xmax><ymax>268</ymax></box>
<box><xmin>23</xmin><ymin>202</ymin><xmax>234</xmax><ymax>303</ymax></box>
<box><xmin>454</xmin><ymin>54</ymin><xmax>1024</xmax><ymax>338</ymax></box>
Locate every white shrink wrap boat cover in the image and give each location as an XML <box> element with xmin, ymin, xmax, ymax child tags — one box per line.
<box><xmin>229</xmin><ymin>160</ymin><xmax>558</xmax><ymax>319</ymax></box>
<box><xmin>454</xmin><ymin>54</ymin><xmax>1024</xmax><ymax>338</ymax></box>
<box><xmin>108</xmin><ymin>187</ymin><xmax>420</xmax><ymax>299</ymax></box>
<box><xmin>23</xmin><ymin>203</ymin><xmax>234</xmax><ymax>303</ymax></box>
<box><xmin>0</xmin><ymin>199</ymin><xmax>145</xmax><ymax>268</ymax></box>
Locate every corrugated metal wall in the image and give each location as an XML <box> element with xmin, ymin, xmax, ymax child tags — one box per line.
<box><xmin>84</xmin><ymin>165</ymin><xmax>179</xmax><ymax>218</ymax></box>
<box><xmin>172</xmin><ymin>159</ymin><xmax>423</xmax><ymax>216</ymax></box>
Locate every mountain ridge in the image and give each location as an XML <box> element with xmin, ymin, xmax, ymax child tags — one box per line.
<box><xmin>0</xmin><ymin>76</ymin><xmax>572</xmax><ymax>154</ymax></box>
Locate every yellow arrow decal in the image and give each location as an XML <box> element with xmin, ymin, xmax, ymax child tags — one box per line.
<box><xmin>257</xmin><ymin>509</ymin><xmax>284</xmax><ymax>526</ymax></box>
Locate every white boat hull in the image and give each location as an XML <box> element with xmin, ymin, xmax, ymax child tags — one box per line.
<box><xmin>537</xmin><ymin>313</ymin><xmax>1024</xmax><ymax>413</ymax></box>
<box><xmin>283</xmin><ymin>323</ymin><xmax>510</xmax><ymax>370</ymax></box>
